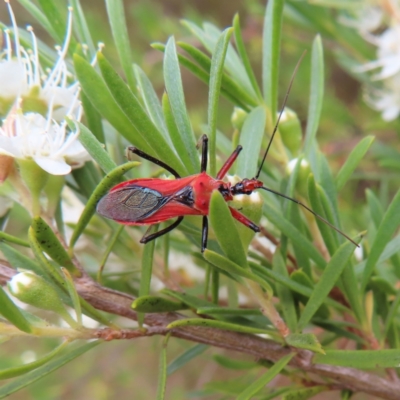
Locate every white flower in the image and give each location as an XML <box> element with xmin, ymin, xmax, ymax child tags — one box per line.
<box><xmin>0</xmin><ymin>1</ymin><xmax>90</xmax><ymax>175</ymax></box>
<box><xmin>339</xmin><ymin>5</ymin><xmax>383</xmax><ymax>35</ymax></box>
<box><xmin>365</xmin><ymin>73</ymin><xmax>400</xmax><ymax>121</ymax></box>
<box><xmin>0</xmin><ymin>102</ymin><xmax>89</xmax><ymax>175</ymax></box>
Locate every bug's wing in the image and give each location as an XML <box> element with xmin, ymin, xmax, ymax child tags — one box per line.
<box><xmin>97</xmin><ymin>186</ymin><xmax>168</xmax><ymax>224</ymax></box>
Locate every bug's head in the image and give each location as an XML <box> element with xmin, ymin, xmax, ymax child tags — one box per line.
<box><xmin>231</xmin><ymin>179</ymin><xmax>263</xmax><ymax>196</ymax></box>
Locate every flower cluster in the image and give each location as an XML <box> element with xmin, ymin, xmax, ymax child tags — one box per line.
<box><xmin>0</xmin><ymin>0</ymin><xmax>89</xmax><ymax>176</ymax></box>
<box><xmin>341</xmin><ymin>3</ymin><xmax>400</xmax><ymax>121</ymax></box>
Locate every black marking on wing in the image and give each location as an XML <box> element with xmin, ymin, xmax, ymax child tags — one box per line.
<box><xmin>97</xmin><ymin>186</ymin><xmax>169</xmax><ymax>222</ymax></box>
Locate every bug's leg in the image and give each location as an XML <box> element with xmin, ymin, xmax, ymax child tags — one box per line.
<box><xmin>127</xmin><ymin>147</ymin><xmax>181</xmax><ymax>178</ymax></box>
<box><xmin>229</xmin><ymin>207</ymin><xmax>260</xmax><ymax>232</ymax></box>
<box><xmin>199</xmin><ymin>135</ymin><xmax>208</xmax><ymax>173</ymax></box>
<box><xmin>216</xmin><ymin>146</ymin><xmax>243</xmax><ymax>179</ymax></box>
<box><xmin>140</xmin><ymin>217</ymin><xmax>184</xmax><ymax>244</ymax></box>
<box><xmin>201</xmin><ymin>216</ymin><xmax>208</xmax><ymax>252</ymax></box>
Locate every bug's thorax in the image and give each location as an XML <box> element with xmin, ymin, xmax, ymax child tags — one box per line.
<box><xmin>231</xmin><ymin>178</ymin><xmax>263</xmax><ymax>196</ymax></box>
<box><xmin>192</xmin><ymin>172</ymin><xmax>232</xmax><ymax>213</ymax></box>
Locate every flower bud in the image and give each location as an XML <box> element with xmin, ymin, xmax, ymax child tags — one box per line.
<box><xmin>8</xmin><ymin>272</ymin><xmax>79</xmax><ymax>328</ymax></box>
<box><xmin>231</xmin><ymin>107</ymin><xmax>248</xmax><ymax>130</ymax></box>
<box><xmin>279</xmin><ymin>108</ymin><xmax>302</xmax><ymax>156</ymax></box>
<box><xmin>286</xmin><ymin>158</ymin><xmax>311</xmax><ymax>198</ymax></box>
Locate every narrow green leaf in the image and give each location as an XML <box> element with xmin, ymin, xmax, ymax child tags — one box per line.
<box><xmin>313</xmin><ymin>349</ymin><xmax>400</xmax><ymax>369</ymax></box>
<box><xmin>335</xmin><ymin>136</ymin><xmax>375</xmax><ymax>191</ymax></box>
<box><xmin>164</xmin><ymin>37</ymin><xmax>199</xmax><ymax>173</ymax></box>
<box><xmin>261</xmin><ymin>202</ymin><xmax>327</xmax><ymax>269</ymax></box>
<box><xmin>0</xmin><ymin>341</ymin><xmax>100</xmax><ymax>398</ymax></box>
<box><xmin>0</xmin><ymin>231</ymin><xmax>29</xmax><ymax>247</ymax></box>
<box><xmin>0</xmin><ymin>341</ymin><xmax>69</xmax><ymax>380</ymax></box>
<box><xmin>236</xmin><ymin>106</ymin><xmax>266</xmax><ymax>179</ymax></box>
<box><xmin>167</xmin><ymin>318</ymin><xmax>274</xmax><ymax>335</ymax></box>
<box><xmin>61</xmin><ymin>268</ymin><xmax>82</xmax><ymax>326</ymax></box>
<box><xmin>304</xmin><ymin>35</ymin><xmax>324</xmax><ymax>156</ymax></box>
<box><xmin>69</xmin><ymin>161</ymin><xmax>139</xmax><ymax>250</ymax></box>
<box><xmin>97</xmin><ymin>53</ymin><xmax>186</xmax><ymax>176</ymax></box>
<box><xmin>32</xmin><ymin>217</ymin><xmax>80</xmax><ymax>277</ymax></box>
<box><xmin>208</xmin><ymin>27</ymin><xmax>233</xmax><ymax>176</ymax></box>
<box><xmin>0</xmin><ymin>243</ymin><xmax>43</xmax><ymax>276</ymax></box>
<box><xmin>134</xmin><ymin>65</ymin><xmax>170</xmax><ymax>141</ymax></box>
<box><xmin>236</xmin><ymin>353</ymin><xmax>294</xmax><ymax>400</ymax></box>
<box><xmin>70</xmin><ymin>0</ymin><xmax>96</xmax><ymax>57</ymax></box>
<box><xmin>167</xmin><ymin>344</ymin><xmax>208</xmax><ymax>376</ymax></box>
<box><xmin>132</xmin><ymin>296</ymin><xmax>189</xmax><ymax>313</ymax></box>
<box><xmin>362</xmin><ymin>189</ymin><xmax>400</xmax><ymax>291</ymax></box>
<box><xmin>366</xmin><ymin>189</ymin><xmax>384</xmax><ymax>228</ymax></box>
<box><xmin>262</xmin><ymin>0</ymin><xmax>284</xmax><ymax>118</ymax></box>
<box><xmin>197</xmin><ymin>307</ymin><xmax>262</xmax><ymax>316</ymax></box>
<box><xmin>138</xmin><ymin>231</ymin><xmax>157</xmax><ymax>326</ymax></box>
<box><xmin>0</xmin><ymin>286</ymin><xmax>32</xmax><ymax>334</ymax></box>
<box><xmin>213</xmin><ymin>355</ymin><xmax>258</xmax><ymax>370</ymax></box>
<box><xmin>37</xmin><ymin>0</ymin><xmax>68</xmax><ymax>42</ymax></box>
<box><xmin>73</xmin><ymin>54</ymin><xmax>151</xmax><ymax>152</ymax></box>
<box><xmin>80</xmin><ymin>92</ymin><xmax>105</xmax><ymax>144</ymax></box>
<box><xmin>298</xmin><ymin>237</ymin><xmax>360</xmax><ymax>331</ymax></box>
<box><xmin>15</xmin><ymin>0</ymin><xmax>58</xmax><ymax>39</ymax></box>
<box><xmin>233</xmin><ymin>14</ymin><xmax>263</xmax><ymax>100</ymax></box>
<box><xmin>273</xmin><ymin>251</ymin><xmax>297</xmax><ymax>332</ymax></box>
<box><xmin>156</xmin><ymin>333</ymin><xmax>170</xmax><ymax>400</ymax></box>
<box><xmin>105</xmin><ymin>0</ymin><xmax>136</xmax><ymax>90</ymax></box>
<box><xmin>282</xmin><ymin>386</ymin><xmax>328</xmax><ymax>400</ymax></box>
<box><xmin>74</xmin><ymin>121</ymin><xmax>116</xmax><ymax>173</ymax></box>
<box><xmin>204</xmin><ymin>249</ymin><xmax>273</xmax><ymax>295</ymax></box>
<box><xmin>307</xmin><ymin>174</ymin><xmax>337</xmax><ymax>256</ymax></box>
<box><xmin>285</xmin><ymin>333</ymin><xmax>325</xmax><ymax>354</ymax></box>
<box><xmin>209</xmin><ymin>191</ymin><xmax>248</xmax><ymax>268</ymax></box>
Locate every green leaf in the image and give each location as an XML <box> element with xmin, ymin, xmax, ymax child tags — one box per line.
<box><xmin>236</xmin><ymin>106</ymin><xmax>267</xmax><ymax>179</ymax></box>
<box><xmin>236</xmin><ymin>353</ymin><xmax>294</xmax><ymax>400</ymax></box>
<box><xmin>261</xmin><ymin>202</ymin><xmax>327</xmax><ymax>269</ymax></box>
<box><xmin>69</xmin><ymin>161</ymin><xmax>139</xmax><ymax>250</ymax></box>
<box><xmin>362</xmin><ymin>188</ymin><xmax>400</xmax><ymax>290</ymax></box>
<box><xmin>298</xmin><ymin>237</ymin><xmax>360</xmax><ymax>330</ymax></box>
<box><xmin>209</xmin><ymin>191</ymin><xmax>248</xmax><ymax>268</ymax></box>
<box><xmin>74</xmin><ymin>121</ymin><xmax>117</xmax><ymax>173</ymax></box>
<box><xmin>285</xmin><ymin>333</ymin><xmax>325</xmax><ymax>354</ymax></box>
<box><xmin>156</xmin><ymin>334</ymin><xmax>170</xmax><ymax>400</ymax></box>
<box><xmin>163</xmin><ymin>37</ymin><xmax>199</xmax><ymax>174</ymax></box>
<box><xmin>262</xmin><ymin>0</ymin><xmax>284</xmax><ymax>118</ymax></box>
<box><xmin>134</xmin><ymin>65</ymin><xmax>170</xmax><ymax>142</ymax></box>
<box><xmin>167</xmin><ymin>344</ymin><xmax>208</xmax><ymax>376</ymax></box>
<box><xmin>197</xmin><ymin>307</ymin><xmax>262</xmax><ymax>316</ymax></box>
<box><xmin>138</xmin><ymin>231</ymin><xmax>157</xmax><ymax>326</ymax></box>
<box><xmin>335</xmin><ymin>136</ymin><xmax>375</xmax><ymax>191</ymax></box>
<box><xmin>204</xmin><ymin>249</ymin><xmax>273</xmax><ymax>295</ymax></box>
<box><xmin>61</xmin><ymin>268</ymin><xmax>82</xmax><ymax>326</ymax></box>
<box><xmin>0</xmin><ymin>242</ymin><xmax>43</xmax><ymax>276</ymax></box>
<box><xmin>233</xmin><ymin>14</ymin><xmax>263</xmax><ymax>101</ymax></box>
<box><xmin>31</xmin><ymin>217</ymin><xmax>80</xmax><ymax>277</ymax></box>
<box><xmin>282</xmin><ymin>386</ymin><xmax>328</xmax><ymax>400</ymax></box>
<box><xmin>0</xmin><ymin>231</ymin><xmax>29</xmax><ymax>247</ymax></box>
<box><xmin>313</xmin><ymin>349</ymin><xmax>400</xmax><ymax>369</ymax></box>
<box><xmin>0</xmin><ymin>341</ymin><xmax>100</xmax><ymax>398</ymax></box>
<box><xmin>97</xmin><ymin>53</ymin><xmax>186</xmax><ymax>176</ymax></box>
<box><xmin>213</xmin><ymin>355</ymin><xmax>258</xmax><ymax>370</ymax></box>
<box><xmin>304</xmin><ymin>35</ymin><xmax>324</xmax><ymax>156</ymax></box>
<box><xmin>366</xmin><ymin>189</ymin><xmax>384</xmax><ymax>228</ymax></box>
<box><xmin>70</xmin><ymin>0</ymin><xmax>96</xmax><ymax>57</ymax></box>
<box><xmin>0</xmin><ymin>286</ymin><xmax>32</xmax><ymax>334</ymax></box>
<box><xmin>132</xmin><ymin>296</ymin><xmax>189</xmax><ymax>313</ymax></box>
<box><xmin>208</xmin><ymin>27</ymin><xmax>233</xmax><ymax>176</ymax></box>
<box><xmin>80</xmin><ymin>92</ymin><xmax>105</xmax><ymax>144</ymax></box>
<box><xmin>105</xmin><ymin>0</ymin><xmax>136</xmax><ymax>90</ymax></box>
<box><xmin>273</xmin><ymin>251</ymin><xmax>297</xmax><ymax>332</ymax></box>
<box><xmin>0</xmin><ymin>341</ymin><xmax>69</xmax><ymax>380</ymax></box>
<box><xmin>73</xmin><ymin>54</ymin><xmax>150</xmax><ymax>152</ymax></box>
<box><xmin>37</xmin><ymin>0</ymin><xmax>68</xmax><ymax>42</ymax></box>
<box><xmin>166</xmin><ymin>318</ymin><xmax>274</xmax><ymax>335</ymax></box>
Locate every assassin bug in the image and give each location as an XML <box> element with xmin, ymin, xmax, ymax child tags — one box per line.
<box><xmin>97</xmin><ymin>59</ymin><xmax>358</xmax><ymax>252</ymax></box>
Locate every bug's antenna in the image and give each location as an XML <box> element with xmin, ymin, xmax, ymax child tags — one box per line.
<box><xmin>259</xmin><ymin>186</ymin><xmax>359</xmax><ymax>247</ymax></box>
<box><xmin>255</xmin><ymin>50</ymin><xmax>307</xmax><ymax>179</ymax></box>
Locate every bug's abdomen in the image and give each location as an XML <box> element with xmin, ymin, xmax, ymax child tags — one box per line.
<box><xmin>97</xmin><ymin>186</ymin><xmax>168</xmax><ymax>223</ymax></box>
